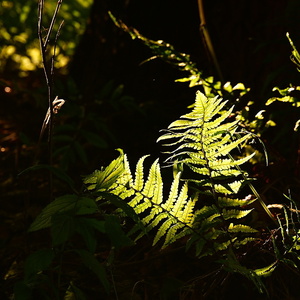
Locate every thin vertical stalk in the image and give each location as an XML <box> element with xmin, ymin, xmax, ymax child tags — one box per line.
<box><xmin>43</xmin><ymin>0</ymin><xmax>63</xmax><ymax>49</ymax></box>
<box><xmin>197</xmin><ymin>0</ymin><xmax>224</xmax><ymax>84</ymax></box>
<box><xmin>37</xmin><ymin>0</ymin><xmax>63</xmax><ymax>200</ymax></box>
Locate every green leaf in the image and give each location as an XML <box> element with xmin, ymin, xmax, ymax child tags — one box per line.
<box><xmin>74</xmin><ymin>249</ymin><xmax>110</xmax><ymax>294</ymax></box>
<box><xmin>81</xmin><ymin>130</ymin><xmax>108</xmax><ymax>148</ymax></box>
<box><xmin>51</xmin><ymin>212</ymin><xmax>76</xmax><ymax>246</ymax></box>
<box><xmin>75</xmin><ymin>197</ymin><xmax>99</xmax><ymax>215</ymax></box>
<box><xmin>78</xmin><ymin>217</ymin><xmax>106</xmax><ymax>232</ymax></box>
<box><xmin>65</xmin><ymin>282</ymin><xmax>87</xmax><ymax>300</ymax></box>
<box><xmin>75</xmin><ymin>218</ymin><xmax>105</xmax><ymax>252</ymax></box>
<box><xmin>254</xmin><ymin>261</ymin><xmax>278</xmax><ymax>277</ymax></box>
<box><xmin>233</xmin><ymin>237</ymin><xmax>258</xmax><ymax>248</ymax></box>
<box><xmin>218</xmin><ymin>196</ymin><xmax>256</xmax><ymax>208</ymax></box>
<box><xmin>222</xmin><ymin>208</ymin><xmax>253</xmax><ymax>220</ymax></box>
<box><xmin>111</xmin><ymin>84</ymin><xmax>124</xmax><ymax>101</ymax></box>
<box><xmin>24</xmin><ymin>249</ymin><xmax>55</xmax><ymax>281</ymax></box>
<box><xmin>228</xmin><ymin>223</ymin><xmax>258</xmax><ymax>233</ymax></box>
<box><xmin>29</xmin><ymin>195</ymin><xmax>98</xmax><ymax>232</ymax></box>
<box><xmin>104</xmin><ymin>215</ymin><xmax>133</xmax><ymax>249</ymax></box>
<box><xmin>73</xmin><ymin>141</ymin><xmax>88</xmax><ymax>164</ymax></box>
<box><xmin>18</xmin><ymin>164</ymin><xmax>76</xmax><ymax>192</ymax></box>
<box><xmin>287</xmin><ymin>32</ymin><xmax>300</xmax><ymax>71</ymax></box>
<box><xmin>100</xmin><ymin>192</ymin><xmax>142</xmax><ymax>225</ymax></box>
<box><xmin>221</xmin><ymin>250</ymin><xmax>266</xmax><ymax>293</ymax></box>
<box><xmin>84</xmin><ymin>149</ymin><xmax>127</xmax><ymax>191</ymax></box>
<box><xmin>281</xmin><ymin>258</ymin><xmax>298</xmax><ymax>270</ymax></box>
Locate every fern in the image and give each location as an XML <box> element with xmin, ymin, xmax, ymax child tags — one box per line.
<box><xmin>158</xmin><ymin>91</ymin><xmax>254</xmax><ymax>186</ymax></box>
<box><xmin>85</xmin><ymin>92</ymin><xmax>260</xmax><ymax>253</ymax></box>
<box><xmin>84</xmin><ymin>91</ymin><xmax>274</xmax><ymax>290</ymax></box>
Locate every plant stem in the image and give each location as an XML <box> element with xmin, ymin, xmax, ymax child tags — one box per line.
<box><xmin>37</xmin><ymin>0</ymin><xmax>63</xmax><ymax>200</ymax></box>
<box><xmin>197</xmin><ymin>0</ymin><xmax>224</xmax><ymax>84</ymax></box>
<box><xmin>228</xmin><ymin>153</ymin><xmax>279</xmax><ymax>226</ymax></box>
<box><xmin>43</xmin><ymin>0</ymin><xmax>63</xmax><ymax>49</ymax></box>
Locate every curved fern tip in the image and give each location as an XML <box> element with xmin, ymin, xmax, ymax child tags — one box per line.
<box><xmin>115</xmin><ymin>148</ymin><xmax>124</xmax><ymax>155</ymax></box>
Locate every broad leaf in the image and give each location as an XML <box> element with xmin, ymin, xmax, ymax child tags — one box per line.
<box><xmin>29</xmin><ymin>195</ymin><xmax>98</xmax><ymax>232</ymax></box>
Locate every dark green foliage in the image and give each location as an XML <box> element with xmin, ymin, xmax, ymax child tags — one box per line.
<box><xmin>74</xmin><ymin>249</ymin><xmax>110</xmax><ymax>294</ymax></box>
<box><xmin>16</xmin><ymin>192</ymin><xmax>133</xmax><ymax>298</ymax></box>
<box><xmin>28</xmin><ymin>195</ymin><xmax>99</xmax><ymax>232</ymax></box>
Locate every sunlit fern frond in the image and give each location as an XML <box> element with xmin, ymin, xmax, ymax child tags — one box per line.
<box><xmin>84</xmin><ymin>92</ymin><xmax>260</xmax><ymax>254</ymax></box>
<box><xmin>155</xmin><ymin>91</ymin><xmax>261</xmax><ymax>257</ymax></box>
<box><xmin>83</xmin><ymin>91</ymin><xmax>268</xmax><ymax>288</ymax></box>
<box><xmin>158</xmin><ymin>91</ymin><xmax>255</xmax><ymax>194</ymax></box>
<box><xmin>84</xmin><ymin>150</ymin><xmax>197</xmax><ymax>249</ymax></box>
<box><xmin>184</xmin><ymin>194</ymin><xmax>258</xmax><ymax>258</ymax></box>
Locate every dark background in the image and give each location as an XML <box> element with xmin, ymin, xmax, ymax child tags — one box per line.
<box><xmin>70</xmin><ymin>0</ymin><xmax>300</xmax><ymax>160</ymax></box>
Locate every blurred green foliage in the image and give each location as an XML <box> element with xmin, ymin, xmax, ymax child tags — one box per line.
<box><xmin>0</xmin><ymin>0</ymin><xmax>93</xmax><ymax>76</ymax></box>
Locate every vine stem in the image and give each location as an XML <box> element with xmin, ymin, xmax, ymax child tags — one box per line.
<box><xmin>197</xmin><ymin>0</ymin><xmax>224</xmax><ymax>84</ymax></box>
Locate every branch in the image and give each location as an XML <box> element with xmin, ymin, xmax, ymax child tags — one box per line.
<box><xmin>43</xmin><ymin>0</ymin><xmax>63</xmax><ymax>49</ymax></box>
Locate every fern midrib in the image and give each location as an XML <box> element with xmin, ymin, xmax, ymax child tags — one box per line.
<box><xmin>198</xmin><ymin>101</ymin><xmax>239</xmax><ymax>251</ymax></box>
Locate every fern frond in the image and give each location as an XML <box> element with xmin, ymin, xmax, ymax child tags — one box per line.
<box><xmin>133</xmin><ymin>155</ymin><xmax>149</xmax><ymax>191</ymax></box>
<box><xmin>228</xmin><ymin>223</ymin><xmax>258</xmax><ymax>233</ymax></box>
<box><xmin>152</xmin><ymin>174</ymin><xmax>195</xmax><ymax>248</ymax></box>
<box><xmin>84</xmin><ymin>149</ymin><xmax>128</xmax><ymax>192</ymax></box>
<box><xmin>254</xmin><ymin>261</ymin><xmax>278</xmax><ymax>277</ymax></box>
<box><xmin>233</xmin><ymin>237</ymin><xmax>258</xmax><ymax>248</ymax></box>
<box><xmin>218</xmin><ymin>196</ymin><xmax>256</xmax><ymax>207</ymax></box>
<box><xmin>222</xmin><ymin>208</ymin><xmax>253</xmax><ymax>220</ymax></box>
<box><xmin>158</xmin><ymin>92</ymin><xmax>254</xmax><ymax>194</ymax></box>
<box><xmin>189</xmin><ymin>197</ymin><xmax>257</xmax><ymax>258</ymax></box>
<box><xmin>84</xmin><ymin>91</ymin><xmax>267</xmax><ymax>289</ymax></box>
<box><xmin>85</xmin><ymin>151</ymin><xmax>198</xmax><ymax>248</ymax></box>
<box><xmin>214</xmin><ymin>181</ymin><xmax>243</xmax><ymax>194</ymax></box>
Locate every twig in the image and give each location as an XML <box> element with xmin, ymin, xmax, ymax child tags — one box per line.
<box><xmin>38</xmin><ymin>0</ymin><xmax>49</xmax><ymax>85</ymax></box>
<box><xmin>43</xmin><ymin>0</ymin><xmax>63</xmax><ymax>49</ymax></box>
<box><xmin>197</xmin><ymin>0</ymin><xmax>224</xmax><ymax>84</ymax></box>
<box><xmin>51</xmin><ymin>20</ymin><xmax>64</xmax><ymax>78</ymax></box>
